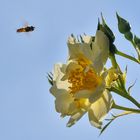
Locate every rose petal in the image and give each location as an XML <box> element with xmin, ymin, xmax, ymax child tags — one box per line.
<box><xmin>88</xmin><ymin>90</ymin><xmax>113</xmax><ymax>128</ymax></box>
<box><xmin>92</xmin><ymin>30</ymin><xmax>109</xmax><ymax>73</ymax></box>
<box><xmin>67</xmin><ymin>110</ymin><xmax>86</xmax><ymax>127</ymax></box>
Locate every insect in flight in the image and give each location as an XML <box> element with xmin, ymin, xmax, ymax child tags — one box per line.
<box><xmin>16</xmin><ymin>25</ymin><xmax>35</xmax><ymax>33</ymax></box>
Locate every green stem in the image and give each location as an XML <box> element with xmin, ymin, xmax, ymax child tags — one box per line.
<box><xmin>108</xmin><ymin>87</ymin><xmax>140</xmax><ymax>109</ymax></box>
<box><xmin>131</xmin><ymin>40</ymin><xmax>137</xmax><ymax>50</ymax></box>
<box><xmin>109</xmin><ymin>54</ymin><xmax>118</xmax><ymax>68</ymax></box>
<box><xmin>126</xmin><ymin>94</ymin><xmax>140</xmax><ymax>109</ymax></box>
<box><xmin>116</xmin><ymin>50</ymin><xmax>140</xmax><ymax>64</ymax></box>
<box><xmin>112</xmin><ymin>102</ymin><xmax>140</xmax><ymax>113</ymax></box>
<box><xmin>131</xmin><ymin>40</ymin><xmax>140</xmax><ymax>60</ymax></box>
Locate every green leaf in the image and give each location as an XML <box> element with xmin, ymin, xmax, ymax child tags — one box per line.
<box><xmin>100</xmin><ymin>111</ymin><xmax>135</xmax><ymax>135</ymax></box>
<box><xmin>47</xmin><ymin>73</ymin><xmax>53</xmax><ymax>86</ymax></box>
<box><xmin>48</xmin><ymin>73</ymin><xmax>53</xmax><ymax>80</ymax></box>
<box><xmin>128</xmin><ymin>80</ymin><xmax>137</xmax><ymax>94</ymax></box>
<box><xmin>99</xmin><ymin>119</ymin><xmax>114</xmax><ymax>136</ymax></box>
<box><xmin>101</xmin><ymin>13</ymin><xmax>115</xmax><ymax>43</ymax></box>
<box><xmin>125</xmin><ymin>65</ymin><xmax>128</xmax><ymax>74</ymax></box>
<box><xmin>48</xmin><ymin>78</ymin><xmax>53</xmax><ymax>86</ymax></box>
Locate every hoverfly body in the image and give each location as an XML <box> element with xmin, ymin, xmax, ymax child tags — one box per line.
<box><xmin>16</xmin><ymin>25</ymin><xmax>35</xmax><ymax>33</ymax></box>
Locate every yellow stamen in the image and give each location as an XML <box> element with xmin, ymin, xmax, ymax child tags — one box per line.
<box><xmin>68</xmin><ymin>57</ymin><xmax>102</xmax><ymax>94</ymax></box>
<box><xmin>106</xmin><ymin>68</ymin><xmax>118</xmax><ymax>86</ymax></box>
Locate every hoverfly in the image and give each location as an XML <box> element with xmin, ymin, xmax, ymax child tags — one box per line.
<box><xmin>16</xmin><ymin>25</ymin><xmax>35</xmax><ymax>33</ymax></box>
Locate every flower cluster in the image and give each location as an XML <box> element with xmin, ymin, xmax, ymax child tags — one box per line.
<box><xmin>48</xmin><ymin>13</ymin><xmax>140</xmax><ymax>134</ymax></box>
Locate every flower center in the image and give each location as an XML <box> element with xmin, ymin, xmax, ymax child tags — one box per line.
<box><xmin>68</xmin><ymin>58</ymin><xmax>102</xmax><ymax>94</ymax></box>
<box><xmin>74</xmin><ymin>98</ymin><xmax>90</xmax><ymax>110</ymax></box>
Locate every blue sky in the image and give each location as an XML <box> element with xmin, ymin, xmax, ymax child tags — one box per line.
<box><xmin>0</xmin><ymin>0</ymin><xmax>140</xmax><ymax>140</ymax></box>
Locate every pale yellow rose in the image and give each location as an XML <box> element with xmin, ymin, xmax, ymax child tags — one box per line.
<box><xmin>50</xmin><ymin>30</ymin><xmax>114</xmax><ymax>128</ymax></box>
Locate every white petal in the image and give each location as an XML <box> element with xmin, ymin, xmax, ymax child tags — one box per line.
<box><xmin>92</xmin><ymin>30</ymin><xmax>109</xmax><ymax>73</ymax></box>
<box><xmin>53</xmin><ymin>63</ymin><xmax>67</xmax><ymax>82</ymax></box>
<box><xmin>79</xmin><ymin>43</ymin><xmax>94</xmax><ymax>61</ymax></box>
<box><xmin>82</xmin><ymin>35</ymin><xmax>92</xmax><ymax>43</ymax></box>
<box><xmin>67</xmin><ymin>110</ymin><xmax>86</xmax><ymax>127</ymax></box>
<box><xmin>53</xmin><ymin>63</ymin><xmax>63</xmax><ymax>81</ymax></box>
<box><xmin>49</xmin><ymin>83</ymin><xmax>58</xmax><ymax>97</ymax></box>
<box><xmin>50</xmin><ymin>63</ymin><xmax>70</xmax><ymax>97</ymax></box>
<box><xmin>89</xmin><ymin>81</ymin><xmax>105</xmax><ymax>103</ymax></box>
<box><xmin>68</xmin><ymin>36</ymin><xmax>76</xmax><ymax>44</ymax></box>
<box><xmin>74</xmin><ymin>89</ymin><xmax>92</xmax><ymax>99</ymax></box>
<box><xmin>55</xmin><ymin>92</ymin><xmax>74</xmax><ymax>115</ymax></box>
<box><xmin>56</xmin><ymin>80</ymin><xmax>70</xmax><ymax>91</ymax></box>
<box><xmin>95</xmin><ymin>30</ymin><xmax>109</xmax><ymax>51</ymax></box>
<box><xmin>67</xmin><ymin>41</ymin><xmax>82</xmax><ymax>60</ymax></box>
<box><xmin>50</xmin><ymin>83</ymin><xmax>68</xmax><ymax>97</ymax></box>
<box><xmin>88</xmin><ymin>90</ymin><xmax>113</xmax><ymax>128</ymax></box>
<box><xmin>52</xmin><ymin>64</ymin><xmax>70</xmax><ymax>91</ymax></box>
<box><xmin>68</xmin><ymin>35</ymin><xmax>94</xmax><ymax>62</ymax></box>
